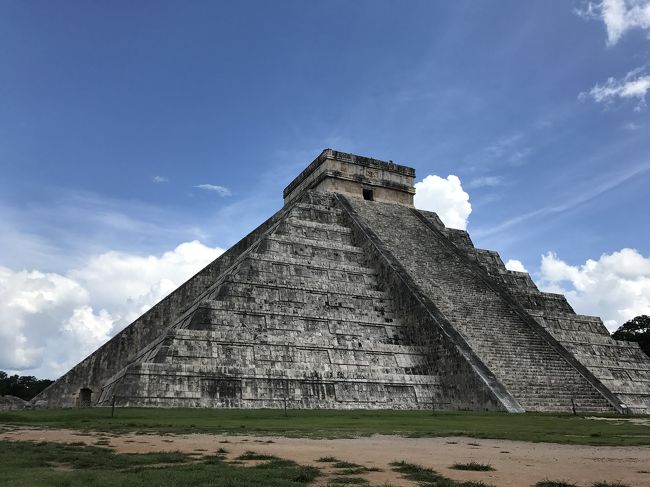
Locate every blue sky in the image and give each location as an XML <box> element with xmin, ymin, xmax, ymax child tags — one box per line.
<box><xmin>1</xmin><ymin>1</ymin><xmax>650</xmax><ymax>378</ymax></box>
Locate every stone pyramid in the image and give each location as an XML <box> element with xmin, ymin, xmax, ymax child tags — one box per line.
<box><xmin>35</xmin><ymin>150</ymin><xmax>650</xmax><ymax>413</ymax></box>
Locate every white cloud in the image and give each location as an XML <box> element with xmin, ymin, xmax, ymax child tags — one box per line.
<box><xmin>578</xmin><ymin>0</ymin><xmax>650</xmax><ymax>45</ymax></box>
<box><xmin>466</xmin><ymin>176</ymin><xmax>505</xmax><ymax>190</ymax></box>
<box><xmin>505</xmin><ymin>259</ymin><xmax>527</xmax><ymax>273</ymax></box>
<box><xmin>485</xmin><ymin>133</ymin><xmax>523</xmax><ymax>157</ymax></box>
<box><xmin>0</xmin><ymin>240</ymin><xmax>225</xmax><ymax>378</ymax></box>
<box><xmin>0</xmin><ymin>267</ymin><xmax>87</xmax><ymax>370</ymax></box>
<box><xmin>152</xmin><ymin>175</ymin><xmax>168</xmax><ymax>183</ymax></box>
<box><xmin>537</xmin><ymin>248</ymin><xmax>650</xmax><ymax>331</ymax></box>
<box><xmin>580</xmin><ymin>67</ymin><xmax>650</xmax><ymax>109</ymax></box>
<box><xmin>473</xmin><ymin>160</ymin><xmax>650</xmax><ymax>238</ymax></box>
<box><xmin>195</xmin><ymin>184</ymin><xmax>232</xmax><ymax>197</ymax></box>
<box><xmin>484</xmin><ymin>133</ymin><xmax>531</xmax><ymax>167</ymax></box>
<box><xmin>414</xmin><ymin>175</ymin><xmax>472</xmax><ymax>230</ymax></box>
<box><xmin>63</xmin><ymin>306</ymin><xmax>114</xmax><ymax>350</ymax></box>
<box><xmin>622</xmin><ymin>121</ymin><xmax>642</xmax><ymax>130</ymax></box>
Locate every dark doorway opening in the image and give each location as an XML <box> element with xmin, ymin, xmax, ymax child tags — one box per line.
<box><xmin>79</xmin><ymin>388</ymin><xmax>92</xmax><ymax>408</ymax></box>
<box><xmin>362</xmin><ymin>189</ymin><xmax>374</xmax><ymax>201</ymax></box>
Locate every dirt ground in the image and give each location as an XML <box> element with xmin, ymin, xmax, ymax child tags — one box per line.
<box><xmin>2</xmin><ymin>428</ymin><xmax>649</xmax><ymax>486</ymax></box>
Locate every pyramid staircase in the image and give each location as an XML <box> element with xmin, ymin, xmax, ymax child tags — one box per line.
<box><xmin>343</xmin><ymin>196</ymin><xmax>616</xmax><ymax>413</ymax></box>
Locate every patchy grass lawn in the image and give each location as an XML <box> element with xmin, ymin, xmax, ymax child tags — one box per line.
<box><xmin>1</xmin><ymin>408</ymin><xmax>649</xmax><ymax>445</ymax></box>
<box><xmin>0</xmin><ymin>440</ymin><xmax>320</xmax><ymax>487</ymax></box>
<box><xmin>390</xmin><ymin>460</ymin><xmax>493</xmax><ymax>487</ymax></box>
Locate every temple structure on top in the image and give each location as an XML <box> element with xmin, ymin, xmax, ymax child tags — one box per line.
<box><xmin>34</xmin><ymin>149</ymin><xmax>650</xmax><ymax>414</ymax></box>
<box><xmin>283</xmin><ymin>149</ymin><xmax>415</xmax><ymax>206</ymax></box>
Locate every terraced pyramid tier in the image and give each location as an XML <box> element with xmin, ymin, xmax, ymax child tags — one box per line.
<box><xmin>97</xmin><ymin>193</ymin><xmax>440</xmax><ymax>409</ymax></box>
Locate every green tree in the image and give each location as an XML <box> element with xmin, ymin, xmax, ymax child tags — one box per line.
<box><xmin>612</xmin><ymin>315</ymin><xmax>650</xmax><ymax>358</ymax></box>
<box><xmin>0</xmin><ymin>371</ymin><xmax>7</xmax><ymax>396</ymax></box>
<box><xmin>0</xmin><ymin>371</ymin><xmax>53</xmax><ymax>401</ymax></box>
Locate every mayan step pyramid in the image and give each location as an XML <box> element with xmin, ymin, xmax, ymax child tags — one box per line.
<box><xmin>35</xmin><ymin>149</ymin><xmax>650</xmax><ymax>413</ymax></box>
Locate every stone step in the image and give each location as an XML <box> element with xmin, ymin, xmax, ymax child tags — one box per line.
<box><xmin>265</xmin><ymin>234</ymin><xmax>364</xmax><ymax>254</ymax></box>
<box><xmin>258</xmin><ymin>237</ymin><xmax>367</xmax><ymax>266</ymax></box>
<box><xmin>276</xmin><ymin>221</ymin><xmax>354</xmax><ymax>246</ymax></box>
<box><xmin>134</xmin><ymin>361</ymin><xmax>438</xmax><ymax>384</ymax></box>
<box><xmin>284</xmin><ymin>215</ymin><xmax>352</xmax><ymax>234</ymax></box>
<box><xmin>289</xmin><ymin>203</ymin><xmax>346</xmax><ymax>225</ymax></box>
<box><xmin>244</xmin><ymin>252</ymin><xmax>378</xmax><ymax>277</ymax></box>
<box><xmin>221</xmin><ymin>277</ymin><xmax>390</xmax><ymax>299</ymax></box>
<box><xmin>186</xmin><ymin>312</ymin><xmax>404</xmax><ymax>340</ymax></box>
<box><xmin>160</xmin><ymin>355</ymin><xmax>432</xmax><ymax>378</ymax></box>
<box><xmin>169</xmin><ymin>329</ymin><xmax>426</xmax><ymax>355</ymax></box>
<box><xmin>198</xmin><ymin>300</ymin><xmax>399</xmax><ymax>326</ymax></box>
<box><xmin>209</xmin><ymin>290</ymin><xmax>392</xmax><ymax>314</ymax></box>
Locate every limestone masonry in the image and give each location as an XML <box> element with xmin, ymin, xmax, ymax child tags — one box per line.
<box><xmin>34</xmin><ymin>149</ymin><xmax>650</xmax><ymax>413</ymax></box>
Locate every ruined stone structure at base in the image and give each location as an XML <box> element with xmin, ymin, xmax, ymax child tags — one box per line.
<box><xmin>34</xmin><ymin>149</ymin><xmax>650</xmax><ymax>414</ymax></box>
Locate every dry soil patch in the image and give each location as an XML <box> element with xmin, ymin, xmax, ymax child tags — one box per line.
<box><xmin>2</xmin><ymin>428</ymin><xmax>649</xmax><ymax>486</ymax></box>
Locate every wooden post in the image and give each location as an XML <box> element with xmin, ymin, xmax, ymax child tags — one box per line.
<box><xmin>571</xmin><ymin>397</ymin><xmax>577</xmax><ymax>416</ymax></box>
<box><xmin>283</xmin><ymin>379</ymin><xmax>289</xmax><ymax>417</ymax></box>
<box><xmin>111</xmin><ymin>396</ymin><xmax>116</xmax><ymax>418</ymax></box>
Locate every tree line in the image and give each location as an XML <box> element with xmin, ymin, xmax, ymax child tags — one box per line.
<box><xmin>0</xmin><ymin>371</ymin><xmax>53</xmax><ymax>401</ymax></box>
<box><xmin>612</xmin><ymin>315</ymin><xmax>650</xmax><ymax>357</ymax></box>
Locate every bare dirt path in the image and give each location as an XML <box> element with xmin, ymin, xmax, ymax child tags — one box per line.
<box><xmin>2</xmin><ymin>428</ymin><xmax>649</xmax><ymax>486</ymax></box>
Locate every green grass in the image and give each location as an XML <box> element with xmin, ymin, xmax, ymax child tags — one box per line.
<box><xmin>450</xmin><ymin>462</ymin><xmax>495</xmax><ymax>471</ymax></box>
<box><xmin>0</xmin><ymin>440</ymin><xmax>321</xmax><ymax>486</ymax></box>
<box><xmin>535</xmin><ymin>482</ymin><xmax>631</xmax><ymax>487</ymax></box>
<box><xmin>390</xmin><ymin>461</ymin><xmax>493</xmax><ymax>487</ymax></box>
<box><xmin>317</xmin><ymin>456</ymin><xmax>340</xmax><ymax>462</ymax></box>
<box><xmin>1</xmin><ymin>408</ymin><xmax>649</xmax><ymax>445</ymax></box>
<box><xmin>237</xmin><ymin>450</ymin><xmax>278</xmax><ymax>460</ymax></box>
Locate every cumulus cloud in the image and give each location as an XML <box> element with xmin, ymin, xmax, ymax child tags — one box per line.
<box><xmin>537</xmin><ymin>248</ymin><xmax>650</xmax><ymax>331</ymax></box>
<box><xmin>0</xmin><ymin>241</ymin><xmax>224</xmax><ymax>378</ymax></box>
<box><xmin>0</xmin><ymin>267</ymin><xmax>88</xmax><ymax>370</ymax></box>
<box><xmin>577</xmin><ymin>0</ymin><xmax>650</xmax><ymax>45</ymax></box>
<box><xmin>195</xmin><ymin>184</ymin><xmax>232</xmax><ymax>197</ymax></box>
<box><xmin>580</xmin><ymin>66</ymin><xmax>650</xmax><ymax>109</ymax></box>
<box><xmin>414</xmin><ymin>175</ymin><xmax>472</xmax><ymax>230</ymax></box>
<box><xmin>505</xmin><ymin>259</ymin><xmax>528</xmax><ymax>273</ymax></box>
<box><xmin>152</xmin><ymin>176</ymin><xmax>168</xmax><ymax>183</ymax></box>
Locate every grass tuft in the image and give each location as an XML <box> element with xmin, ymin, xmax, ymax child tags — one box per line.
<box><xmin>391</xmin><ymin>460</ymin><xmax>493</xmax><ymax>487</ymax></box>
<box><xmin>450</xmin><ymin>462</ymin><xmax>495</xmax><ymax>471</ymax></box>
<box><xmin>591</xmin><ymin>483</ymin><xmax>630</xmax><ymax>487</ymax></box>
<box><xmin>317</xmin><ymin>456</ymin><xmax>340</xmax><ymax>462</ymax></box>
<box><xmin>535</xmin><ymin>482</ymin><xmax>579</xmax><ymax>487</ymax></box>
<box><xmin>237</xmin><ymin>450</ymin><xmax>277</xmax><ymax>461</ymax></box>
<box><xmin>333</xmin><ymin>461</ymin><xmax>362</xmax><ymax>468</ymax></box>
